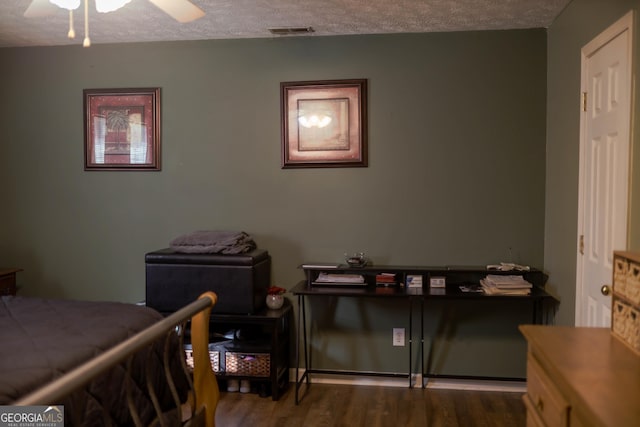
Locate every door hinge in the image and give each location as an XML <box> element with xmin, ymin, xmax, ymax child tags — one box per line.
<box><xmin>579</xmin><ymin>234</ymin><xmax>584</xmax><ymax>255</ymax></box>
<box><xmin>582</xmin><ymin>92</ymin><xmax>587</xmax><ymax>112</ymax></box>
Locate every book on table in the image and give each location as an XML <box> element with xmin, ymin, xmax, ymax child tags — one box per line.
<box><xmin>376</xmin><ymin>273</ymin><xmax>398</xmax><ymax>287</ymax></box>
<box><xmin>312</xmin><ymin>272</ymin><xmax>366</xmax><ymax>286</ymax></box>
<box><xmin>406</xmin><ymin>274</ymin><xmax>423</xmax><ymax>288</ymax></box>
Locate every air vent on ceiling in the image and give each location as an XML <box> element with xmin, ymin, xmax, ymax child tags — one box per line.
<box><xmin>269</xmin><ymin>27</ymin><xmax>315</xmax><ymax>35</ymax></box>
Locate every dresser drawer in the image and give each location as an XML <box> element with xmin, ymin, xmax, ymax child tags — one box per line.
<box><xmin>523</xmin><ymin>394</ymin><xmax>546</xmax><ymax>427</ymax></box>
<box><xmin>525</xmin><ymin>354</ymin><xmax>569</xmax><ymax>427</ymax></box>
<box><xmin>569</xmin><ymin>411</ymin><xmax>588</xmax><ymax>427</ymax></box>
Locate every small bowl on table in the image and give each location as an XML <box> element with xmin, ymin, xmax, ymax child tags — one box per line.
<box><xmin>345</xmin><ymin>253</ymin><xmax>368</xmax><ymax>268</ymax></box>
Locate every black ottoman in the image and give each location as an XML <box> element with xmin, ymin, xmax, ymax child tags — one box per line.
<box><xmin>145</xmin><ymin>248</ymin><xmax>270</xmax><ymax>314</ymax></box>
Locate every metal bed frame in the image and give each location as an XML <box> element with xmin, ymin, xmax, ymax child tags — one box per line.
<box><xmin>14</xmin><ymin>291</ymin><xmax>219</xmax><ymax>427</ymax></box>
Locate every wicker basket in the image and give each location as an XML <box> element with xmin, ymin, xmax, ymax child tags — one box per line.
<box><xmin>184</xmin><ymin>345</ymin><xmax>220</xmax><ymax>373</ymax></box>
<box><xmin>612</xmin><ymin>252</ymin><xmax>640</xmax><ymax>354</ymax></box>
<box><xmin>624</xmin><ymin>261</ymin><xmax>640</xmax><ymax>306</ymax></box>
<box><xmin>612</xmin><ymin>299</ymin><xmax>640</xmax><ymax>353</ymax></box>
<box><xmin>614</xmin><ymin>257</ymin><xmax>629</xmax><ymax>299</ymax></box>
<box><xmin>225</xmin><ymin>352</ymin><xmax>270</xmax><ymax>377</ymax></box>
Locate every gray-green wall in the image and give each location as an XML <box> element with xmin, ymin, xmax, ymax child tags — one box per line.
<box><xmin>26</xmin><ymin>0</ymin><xmax>640</xmax><ymax>378</ymax></box>
<box><xmin>545</xmin><ymin>0</ymin><xmax>640</xmax><ymax>326</ymax></box>
<box><xmin>0</xmin><ymin>31</ymin><xmax>546</xmax><ymax>301</ymax></box>
<box><xmin>2</xmin><ymin>0</ymin><xmax>636</xmax><ymax>382</ymax></box>
<box><xmin>0</xmin><ymin>29</ymin><xmax>546</xmax><ymax>378</ymax></box>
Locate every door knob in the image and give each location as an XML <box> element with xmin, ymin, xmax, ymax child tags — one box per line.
<box><xmin>601</xmin><ymin>285</ymin><xmax>611</xmax><ymax>296</ymax></box>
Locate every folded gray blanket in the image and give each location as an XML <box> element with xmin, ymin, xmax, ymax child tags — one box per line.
<box><xmin>169</xmin><ymin>230</ymin><xmax>256</xmax><ymax>254</ymax></box>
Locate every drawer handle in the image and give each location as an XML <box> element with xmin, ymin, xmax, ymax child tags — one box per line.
<box><xmin>536</xmin><ymin>397</ymin><xmax>544</xmax><ymax>412</ymax></box>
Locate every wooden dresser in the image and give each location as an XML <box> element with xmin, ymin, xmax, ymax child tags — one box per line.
<box><xmin>0</xmin><ymin>268</ymin><xmax>22</xmax><ymax>296</ymax></box>
<box><xmin>519</xmin><ymin>325</ymin><xmax>640</xmax><ymax>427</ymax></box>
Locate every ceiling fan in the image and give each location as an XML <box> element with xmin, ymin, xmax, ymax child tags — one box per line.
<box><xmin>24</xmin><ymin>0</ymin><xmax>205</xmax><ymax>46</ymax></box>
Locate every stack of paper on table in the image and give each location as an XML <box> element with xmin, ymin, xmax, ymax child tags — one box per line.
<box><xmin>480</xmin><ymin>275</ymin><xmax>533</xmax><ymax>295</ymax></box>
<box><xmin>313</xmin><ymin>273</ymin><xmax>366</xmax><ymax>286</ymax></box>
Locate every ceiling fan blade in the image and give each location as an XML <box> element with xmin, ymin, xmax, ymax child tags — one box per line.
<box><xmin>147</xmin><ymin>0</ymin><xmax>205</xmax><ymax>23</ymax></box>
<box><xmin>24</xmin><ymin>0</ymin><xmax>59</xmax><ymax>18</ymax></box>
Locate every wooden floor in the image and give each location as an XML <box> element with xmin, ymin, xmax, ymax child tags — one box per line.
<box><xmin>215</xmin><ymin>382</ymin><xmax>527</xmax><ymax>426</ymax></box>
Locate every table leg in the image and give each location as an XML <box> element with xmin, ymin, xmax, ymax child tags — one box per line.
<box><xmin>295</xmin><ymin>294</ymin><xmax>309</xmax><ymax>405</ymax></box>
<box><xmin>421</xmin><ymin>297</ymin><xmax>425</xmax><ymax>388</ymax></box>
<box><xmin>295</xmin><ymin>294</ymin><xmax>301</xmax><ymax>404</ymax></box>
<box><xmin>408</xmin><ymin>297</ymin><xmax>413</xmax><ymax>388</ymax></box>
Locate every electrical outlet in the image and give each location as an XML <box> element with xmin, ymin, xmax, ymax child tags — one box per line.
<box><xmin>393</xmin><ymin>328</ymin><xmax>405</xmax><ymax>346</ymax></box>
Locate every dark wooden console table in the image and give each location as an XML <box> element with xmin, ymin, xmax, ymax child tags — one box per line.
<box><xmin>292</xmin><ymin>264</ymin><xmax>555</xmax><ymax>404</ymax></box>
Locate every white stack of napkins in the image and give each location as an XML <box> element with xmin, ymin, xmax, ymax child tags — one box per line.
<box><xmin>480</xmin><ymin>275</ymin><xmax>533</xmax><ymax>295</ymax></box>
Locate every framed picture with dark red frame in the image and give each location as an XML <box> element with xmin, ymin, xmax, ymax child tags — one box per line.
<box><xmin>84</xmin><ymin>88</ymin><xmax>161</xmax><ymax>171</ymax></box>
<box><xmin>281</xmin><ymin>79</ymin><xmax>368</xmax><ymax>168</ymax></box>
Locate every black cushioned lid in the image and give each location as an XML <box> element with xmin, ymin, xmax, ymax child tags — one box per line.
<box><xmin>145</xmin><ymin>248</ymin><xmax>269</xmax><ymax>266</ymax></box>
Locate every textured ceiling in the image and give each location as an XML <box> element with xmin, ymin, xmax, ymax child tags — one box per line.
<box><xmin>0</xmin><ymin>0</ymin><xmax>572</xmax><ymax>48</ymax></box>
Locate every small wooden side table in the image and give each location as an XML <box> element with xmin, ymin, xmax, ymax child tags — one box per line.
<box><xmin>0</xmin><ymin>268</ymin><xmax>22</xmax><ymax>296</ymax></box>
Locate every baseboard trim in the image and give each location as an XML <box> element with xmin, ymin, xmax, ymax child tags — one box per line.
<box><xmin>423</xmin><ymin>378</ymin><xmax>526</xmax><ymax>392</ymax></box>
<box><xmin>289</xmin><ymin>370</ymin><xmax>526</xmax><ymax>393</ymax></box>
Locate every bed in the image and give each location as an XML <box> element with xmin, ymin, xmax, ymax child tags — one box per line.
<box><xmin>0</xmin><ymin>292</ymin><xmax>219</xmax><ymax>427</ymax></box>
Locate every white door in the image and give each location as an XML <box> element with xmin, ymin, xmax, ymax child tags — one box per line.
<box><xmin>576</xmin><ymin>11</ymin><xmax>633</xmax><ymax>327</ymax></box>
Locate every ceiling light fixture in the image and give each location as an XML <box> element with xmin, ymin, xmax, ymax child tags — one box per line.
<box><xmin>95</xmin><ymin>0</ymin><xmax>132</xmax><ymax>13</ymax></box>
<box><xmin>50</xmin><ymin>0</ymin><xmax>131</xmax><ymax>13</ymax></box>
<box><xmin>49</xmin><ymin>0</ymin><xmax>80</xmax><ymax>8</ymax></box>
<box><xmin>48</xmin><ymin>1</ymin><xmax>79</xmax><ymax>38</ymax></box>
<box><xmin>49</xmin><ymin>0</ymin><xmax>131</xmax><ymax>47</ymax></box>
<box><xmin>82</xmin><ymin>0</ymin><xmax>90</xmax><ymax>46</ymax></box>
<box><xmin>26</xmin><ymin>0</ymin><xmax>205</xmax><ymax>47</ymax></box>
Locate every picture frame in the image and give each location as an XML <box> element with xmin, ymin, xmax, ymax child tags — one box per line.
<box><xmin>281</xmin><ymin>79</ymin><xmax>367</xmax><ymax>168</ymax></box>
<box><xmin>84</xmin><ymin>88</ymin><xmax>161</xmax><ymax>171</ymax></box>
